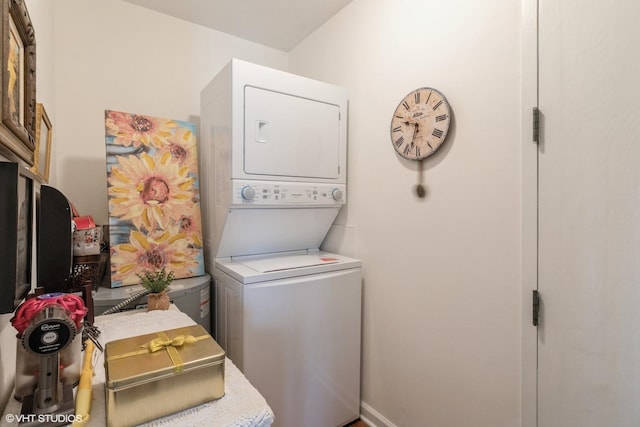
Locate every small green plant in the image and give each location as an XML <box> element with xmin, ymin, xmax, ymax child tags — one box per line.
<box><xmin>137</xmin><ymin>267</ymin><xmax>174</xmax><ymax>293</ymax></box>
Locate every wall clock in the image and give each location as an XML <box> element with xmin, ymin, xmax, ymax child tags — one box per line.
<box><xmin>390</xmin><ymin>87</ymin><xmax>451</xmax><ymax>161</ymax></box>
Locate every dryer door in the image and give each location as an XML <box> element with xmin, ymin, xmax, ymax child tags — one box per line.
<box><xmin>244</xmin><ymin>86</ymin><xmax>341</xmax><ymax>180</ymax></box>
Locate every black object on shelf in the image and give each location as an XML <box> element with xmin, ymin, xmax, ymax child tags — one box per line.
<box><xmin>37</xmin><ymin>185</ymin><xmax>74</xmax><ymax>293</ymax></box>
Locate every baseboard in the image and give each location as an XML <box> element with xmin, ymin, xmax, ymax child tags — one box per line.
<box><xmin>360</xmin><ymin>401</ymin><xmax>398</xmax><ymax>427</ymax></box>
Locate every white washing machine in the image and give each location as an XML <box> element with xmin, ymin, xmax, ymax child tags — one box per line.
<box><xmin>200</xmin><ymin>59</ymin><xmax>361</xmax><ymax>427</ymax></box>
<box><xmin>214</xmin><ymin>251</ymin><xmax>361</xmax><ymax>427</ymax></box>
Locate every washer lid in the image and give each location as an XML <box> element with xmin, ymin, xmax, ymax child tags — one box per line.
<box><xmin>214</xmin><ymin>251</ymin><xmax>361</xmax><ymax>284</ymax></box>
<box><xmin>241</xmin><ymin>253</ymin><xmax>340</xmax><ymax>273</ymax></box>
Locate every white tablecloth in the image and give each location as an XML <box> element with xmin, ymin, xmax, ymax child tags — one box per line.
<box><xmin>3</xmin><ymin>307</ymin><xmax>274</xmax><ymax>427</ymax></box>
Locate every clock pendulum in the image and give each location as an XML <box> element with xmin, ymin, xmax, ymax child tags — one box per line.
<box><xmin>415</xmin><ymin>159</ymin><xmax>426</xmax><ymax>198</ymax></box>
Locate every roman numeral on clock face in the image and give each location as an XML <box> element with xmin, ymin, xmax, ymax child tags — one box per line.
<box><xmin>392</xmin><ymin>126</ymin><xmax>402</xmax><ymax>132</ymax></box>
<box><xmin>432</xmin><ymin>128</ymin><xmax>444</xmax><ymax>138</ymax></box>
<box><xmin>402</xmin><ymin>101</ymin><xmax>410</xmax><ymax>110</ymax></box>
<box><xmin>432</xmin><ymin>100</ymin><xmax>443</xmax><ymax>110</ymax></box>
<box><xmin>436</xmin><ymin>114</ymin><xmax>447</xmax><ymax>122</ymax></box>
<box><xmin>395</xmin><ymin>136</ymin><xmax>405</xmax><ymax>147</ymax></box>
<box><xmin>414</xmin><ymin>92</ymin><xmax>420</xmax><ymax>104</ymax></box>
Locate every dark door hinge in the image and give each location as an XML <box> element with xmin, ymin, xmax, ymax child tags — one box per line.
<box><xmin>532</xmin><ymin>107</ymin><xmax>540</xmax><ymax>144</ymax></box>
<box><xmin>532</xmin><ymin>290</ymin><xmax>540</xmax><ymax>326</ymax></box>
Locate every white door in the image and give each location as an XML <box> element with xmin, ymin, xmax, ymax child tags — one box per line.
<box><xmin>537</xmin><ymin>0</ymin><xmax>640</xmax><ymax>426</ymax></box>
<box><xmin>244</xmin><ymin>86</ymin><xmax>341</xmax><ymax>179</ymax></box>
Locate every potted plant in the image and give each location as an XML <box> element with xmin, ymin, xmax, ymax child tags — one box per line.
<box><xmin>137</xmin><ymin>267</ymin><xmax>174</xmax><ymax>311</ymax></box>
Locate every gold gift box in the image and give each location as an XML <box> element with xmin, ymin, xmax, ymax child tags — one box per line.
<box><xmin>104</xmin><ymin>325</ymin><xmax>225</xmax><ymax>427</ymax></box>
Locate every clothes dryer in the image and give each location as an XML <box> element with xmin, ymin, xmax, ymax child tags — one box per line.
<box><xmin>199</xmin><ymin>59</ymin><xmax>348</xmax><ymax>264</ymax></box>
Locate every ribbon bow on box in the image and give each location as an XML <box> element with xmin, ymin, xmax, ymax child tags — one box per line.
<box><xmin>107</xmin><ymin>331</ymin><xmax>209</xmax><ymax>373</ymax></box>
<box><xmin>145</xmin><ymin>335</ymin><xmax>200</xmax><ymax>353</ymax></box>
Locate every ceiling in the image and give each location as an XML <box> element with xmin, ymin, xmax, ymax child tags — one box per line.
<box><xmin>123</xmin><ymin>0</ymin><xmax>354</xmax><ymax>51</ymax></box>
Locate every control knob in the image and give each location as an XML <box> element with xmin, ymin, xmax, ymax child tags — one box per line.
<box><xmin>331</xmin><ymin>188</ymin><xmax>343</xmax><ymax>201</ymax></box>
<box><xmin>240</xmin><ymin>185</ymin><xmax>256</xmax><ymax>201</ymax></box>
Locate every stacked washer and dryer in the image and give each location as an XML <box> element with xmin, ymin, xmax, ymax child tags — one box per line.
<box><xmin>199</xmin><ymin>59</ymin><xmax>362</xmax><ymax>427</ymax></box>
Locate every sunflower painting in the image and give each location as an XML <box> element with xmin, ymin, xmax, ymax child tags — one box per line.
<box><xmin>105</xmin><ymin>110</ymin><xmax>204</xmax><ymax>287</ymax></box>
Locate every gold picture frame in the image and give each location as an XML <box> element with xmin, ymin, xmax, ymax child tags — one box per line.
<box><xmin>31</xmin><ymin>103</ymin><xmax>51</xmax><ymax>183</ymax></box>
<box><xmin>0</xmin><ymin>0</ymin><xmax>36</xmax><ymax>165</ymax></box>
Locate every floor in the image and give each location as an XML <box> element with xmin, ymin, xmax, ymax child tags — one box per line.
<box><xmin>346</xmin><ymin>420</ymin><xmax>368</xmax><ymax>427</ymax></box>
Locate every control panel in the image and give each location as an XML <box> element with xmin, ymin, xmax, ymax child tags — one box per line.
<box><xmin>231</xmin><ymin>180</ymin><xmax>347</xmax><ymax>206</ymax></box>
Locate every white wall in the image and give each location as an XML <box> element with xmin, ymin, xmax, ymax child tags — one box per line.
<box><xmin>289</xmin><ymin>1</ymin><xmax>522</xmax><ymax>426</ymax></box>
<box><xmin>52</xmin><ymin>0</ymin><xmax>288</xmax><ymax>225</ymax></box>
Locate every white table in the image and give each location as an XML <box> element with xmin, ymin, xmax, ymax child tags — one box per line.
<box><xmin>3</xmin><ymin>307</ymin><xmax>274</xmax><ymax>427</ymax></box>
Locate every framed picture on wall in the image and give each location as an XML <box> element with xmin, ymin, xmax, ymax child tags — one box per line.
<box><xmin>0</xmin><ymin>0</ymin><xmax>36</xmax><ymax>166</ymax></box>
<box><xmin>30</xmin><ymin>103</ymin><xmax>52</xmax><ymax>183</ymax></box>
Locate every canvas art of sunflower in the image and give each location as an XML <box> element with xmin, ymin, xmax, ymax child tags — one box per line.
<box><xmin>105</xmin><ymin>110</ymin><xmax>205</xmax><ymax>287</ymax></box>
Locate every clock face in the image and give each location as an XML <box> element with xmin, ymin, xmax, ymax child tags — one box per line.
<box><xmin>390</xmin><ymin>87</ymin><xmax>451</xmax><ymax>160</ymax></box>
